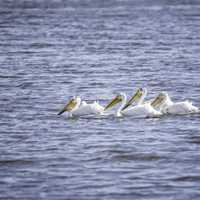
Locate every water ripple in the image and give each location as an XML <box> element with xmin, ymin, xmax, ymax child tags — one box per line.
<box><xmin>1</xmin><ymin>1</ymin><xmax>200</xmax><ymax>200</ymax></box>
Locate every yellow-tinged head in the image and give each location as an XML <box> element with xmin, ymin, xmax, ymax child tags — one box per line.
<box><xmin>121</xmin><ymin>88</ymin><xmax>145</xmax><ymax>111</ymax></box>
<box><xmin>104</xmin><ymin>94</ymin><xmax>123</xmax><ymax>111</ymax></box>
<box><xmin>151</xmin><ymin>92</ymin><xmax>167</xmax><ymax>109</ymax></box>
<box><xmin>58</xmin><ymin>97</ymin><xmax>78</xmax><ymax>115</ymax></box>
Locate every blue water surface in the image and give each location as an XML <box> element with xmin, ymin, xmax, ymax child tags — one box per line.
<box><xmin>0</xmin><ymin>0</ymin><xmax>200</xmax><ymax>199</ymax></box>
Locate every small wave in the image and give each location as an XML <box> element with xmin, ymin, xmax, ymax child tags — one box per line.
<box><xmin>0</xmin><ymin>159</ymin><xmax>34</xmax><ymax>166</ymax></box>
<box><xmin>30</xmin><ymin>42</ymin><xmax>54</xmax><ymax>48</ymax></box>
<box><xmin>0</xmin><ymin>75</ymin><xmax>21</xmax><ymax>79</ymax></box>
<box><xmin>172</xmin><ymin>175</ymin><xmax>200</xmax><ymax>182</ymax></box>
<box><xmin>111</xmin><ymin>153</ymin><xmax>164</xmax><ymax>162</ymax></box>
<box><xmin>187</xmin><ymin>136</ymin><xmax>200</xmax><ymax>144</ymax></box>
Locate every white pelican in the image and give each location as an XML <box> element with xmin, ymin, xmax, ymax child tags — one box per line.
<box><xmin>104</xmin><ymin>88</ymin><xmax>163</xmax><ymax>118</ymax></box>
<box><xmin>58</xmin><ymin>96</ymin><xmax>104</xmax><ymax>117</ymax></box>
<box><xmin>157</xmin><ymin>92</ymin><xmax>199</xmax><ymax>115</ymax></box>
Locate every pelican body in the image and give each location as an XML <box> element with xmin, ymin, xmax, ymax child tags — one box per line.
<box><xmin>121</xmin><ymin>103</ymin><xmax>161</xmax><ymax>118</ymax></box>
<box><xmin>159</xmin><ymin>92</ymin><xmax>199</xmax><ymax>115</ymax></box>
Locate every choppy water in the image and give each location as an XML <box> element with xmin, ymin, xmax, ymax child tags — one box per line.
<box><xmin>1</xmin><ymin>0</ymin><xmax>200</xmax><ymax>199</ymax></box>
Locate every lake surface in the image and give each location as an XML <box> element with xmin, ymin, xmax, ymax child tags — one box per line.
<box><xmin>0</xmin><ymin>0</ymin><xmax>200</xmax><ymax>199</ymax></box>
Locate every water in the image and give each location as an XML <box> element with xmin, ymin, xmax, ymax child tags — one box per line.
<box><xmin>1</xmin><ymin>0</ymin><xmax>200</xmax><ymax>199</ymax></box>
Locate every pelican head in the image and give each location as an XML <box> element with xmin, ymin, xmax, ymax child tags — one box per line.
<box><xmin>121</xmin><ymin>88</ymin><xmax>146</xmax><ymax>111</ymax></box>
<box><xmin>151</xmin><ymin>92</ymin><xmax>167</xmax><ymax>109</ymax></box>
<box><xmin>104</xmin><ymin>93</ymin><xmax>124</xmax><ymax>110</ymax></box>
<box><xmin>58</xmin><ymin>96</ymin><xmax>81</xmax><ymax>115</ymax></box>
